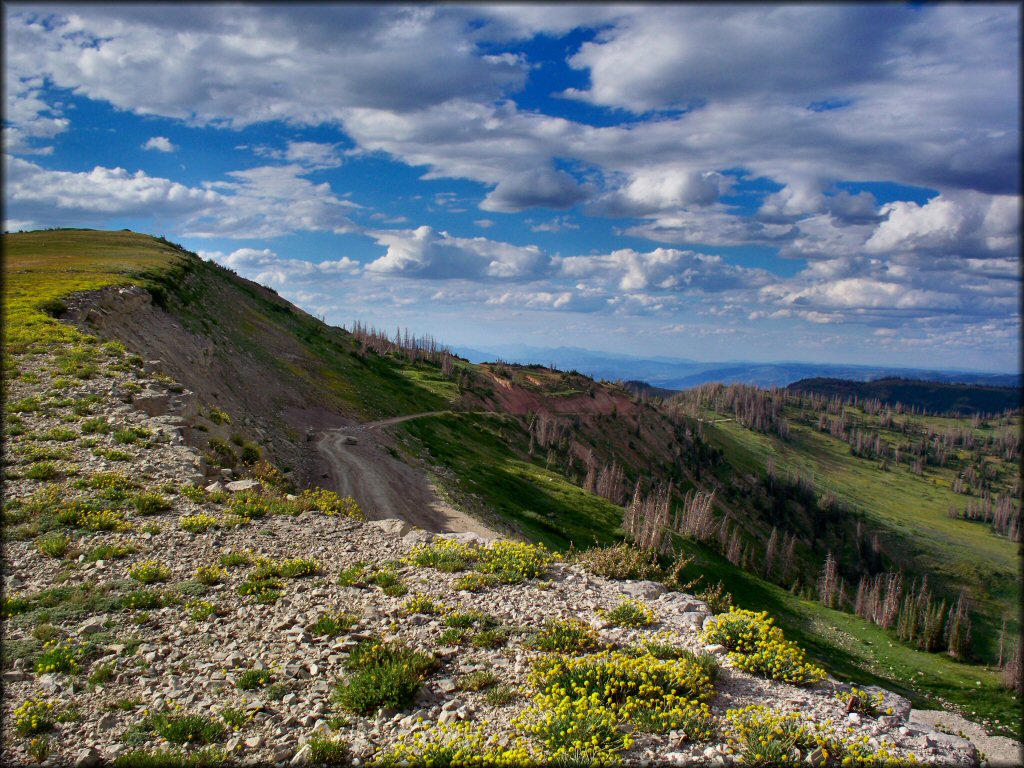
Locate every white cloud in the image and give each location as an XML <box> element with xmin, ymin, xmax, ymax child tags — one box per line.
<box><xmin>365</xmin><ymin>226</ymin><xmax>550</xmax><ymax>280</ymax></box>
<box><xmin>866</xmin><ymin>192</ymin><xmax>1019</xmax><ymax>257</ymax></box>
<box><xmin>201</xmin><ymin>247</ymin><xmax>360</xmax><ymax>288</ymax></box>
<box><xmin>4</xmin><ymin>155</ymin><xmax>360</xmax><ymax>240</ymax></box>
<box><xmin>4</xmin><ymin>154</ymin><xmax>216</xmax><ymax>227</ymax></box>
<box><xmin>558</xmin><ymin>247</ymin><xmax>772</xmax><ymax>293</ymax></box>
<box><xmin>142</xmin><ymin>136</ymin><xmax>176</xmax><ymax>152</ymax></box>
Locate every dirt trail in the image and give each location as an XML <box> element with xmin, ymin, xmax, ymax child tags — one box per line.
<box><xmin>315</xmin><ymin>414</ymin><xmax>497</xmax><ymax>537</ymax></box>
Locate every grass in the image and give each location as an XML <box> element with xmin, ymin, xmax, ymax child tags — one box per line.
<box><xmin>400</xmin><ymin>412</ymin><xmax>624</xmax><ymax>551</ymax></box>
<box><xmin>333</xmin><ymin>638</ymin><xmax>437</xmax><ymax>714</ymax></box>
<box><xmin>701</xmin><ymin>411</ymin><xmax>1020</xmax><ymax>664</ymax></box>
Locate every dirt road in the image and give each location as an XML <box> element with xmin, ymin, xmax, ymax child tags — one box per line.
<box><xmin>315</xmin><ymin>414</ymin><xmax>498</xmax><ymax>537</ymax></box>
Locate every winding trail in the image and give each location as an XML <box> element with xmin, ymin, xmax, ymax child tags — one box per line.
<box><xmin>315</xmin><ymin>411</ymin><xmax>496</xmax><ymax>537</ymax></box>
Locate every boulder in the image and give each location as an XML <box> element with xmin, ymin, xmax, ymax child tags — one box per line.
<box><xmin>371</xmin><ymin>518</ymin><xmax>414</xmax><ymax>537</ymax></box>
<box><xmin>225</xmin><ymin>479</ymin><xmax>262</xmax><ymax>493</ymax></box>
<box><xmin>618</xmin><ymin>580</ymin><xmax>667</xmax><ymax>600</ymax></box>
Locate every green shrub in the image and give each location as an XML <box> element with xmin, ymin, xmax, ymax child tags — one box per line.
<box><xmin>484</xmin><ymin>685</ymin><xmax>516</xmax><ymax>706</ymax></box>
<box><xmin>236</xmin><ymin>668</ymin><xmax>272</xmax><ymax>690</ymax></box>
<box><xmin>85</xmin><ymin>542</ymin><xmax>137</xmax><ymax>562</ymax></box>
<box><xmin>370</xmin><ymin>569</ymin><xmax>407</xmax><ymax>596</ymax></box>
<box><xmin>697</xmin><ymin>580</ymin><xmax>734</xmax><ymax>615</ymax></box>
<box><xmin>218</xmin><ymin>550</ymin><xmax>253</xmax><ymax>568</ymax></box>
<box><xmin>278</xmin><ymin>557</ymin><xmax>319</xmax><ymax>578</ymax></box>
<box><xmin>150</xmin><ymin>712</ymin><xmax>224</xmax><ymax>745</ymax></box>
<box><xmin>443</xmin><ymin>610</ymin><xmax>491</xmax><ymax>630</ymax></box>
<box><xmin>89</xmin><ymin>663</ymin><xmax>116</xmax><ymax>687</ymax></box>
<box><xmin>527</xmin><ymin>618</ymin><xmax>601</xmax><ymax>653</ymax></box>
<box><xmin>128</xmin><ymin>560</ymin><xmax>171</xmax><ymax>584</ymax></box>
<box><xmin>179</xmin><ymin>484</ymin><xmax>206</xmax><ymax>503</ymax></box>
<box><xmin>123</xmin><ymin>590</ymin><xmax>168</xmax><ymax>611</ymax></box>
<box><xmin>406</xmin><ymin>539</ymin><xmax>480</xmax><ymax>572</ymax></box>
<box><xmin>132</xmin><ymin>492</ymin><xmax>172</xmax><ymax>516</ymax></box>
<box><xmin>470</xmin><ymin>628</ymin><xmax>509</xmax><ymax>650</ymax></box>
<box><xmin>207</xmin><ymin>408</ymin><xmax>231</xmax><ymax>425</ymax></box>
<box><xmin>194</xmin><ymin>565</ymin><xmax>227</xmax><ymax>586</ymax></box>
<box><xmin>333</xmin><ymin>638</ymin><xmax>437</xmax><ymax>714</ymax></box>
<box><xmin>179</xmin><ymin>514</ymin><xmax>218</xmax><ymax>533</ymax></box>
<box><xmin>36</xmin><ymin>532</ymin><xmax>71</xmax><ymax>558</ymax></box>
<box><xmin>112</xmin><ymin>747</ymin><xmax>226</xmax><ymax>768</ymax></box>
<box><xmin>336</xmin><ymin>562</ymin><xmax>368</xmax><ymax>587</ymax></box>
<box><xmin>305</xmin><ymin>735</ymin><xmax>349</xmax><ymax>765</ymax></box>
<box><xmin>458</xmin><ymin>670</ymin><xmax>499</xmax><ymax>691</ymax></box>
<box><xmin>700</xmin><ymin>608</ymin><xmax>781</xmax><ymax>653</ymax></box>
<box><xmin>312</xmin><ymin>610</ymin><xmax>359</xmax><ymax>638</ymax></box>
<box><xmin>602</xmin><ymin>599</ymin><xmax>656</xmax><ymax>628</ymax></box>
<box><xmin>26</xmin><ymin>462</ymin><xmax>58</xmax><ymax>481</ymax></box>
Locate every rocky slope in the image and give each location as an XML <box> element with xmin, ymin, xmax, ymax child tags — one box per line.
<box><xmin>3</xmin><ymin>339</ymin><xmax>1015</xmax><ymax>767</ymax></box>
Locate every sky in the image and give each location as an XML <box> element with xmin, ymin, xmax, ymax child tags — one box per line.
<box><xmin>3</xmin><ymin>3</ymin><xmax>1020</xmax><ymax>372</ymax></box>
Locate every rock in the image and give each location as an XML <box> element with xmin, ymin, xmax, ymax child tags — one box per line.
<box><xmin>75</xmin><ymin>747</ymin><xmax>102</xmax><ymax>768</ymax></box>
<box><xmin>371</xmin><ymin>518</ymin><xmax>414</xmax><ymax>537</ymax></box>
<box><xmin>290</xmin><ymin>744</ymin><xmax>311</xmax><ymax>765</ymax></box>
<box><xmin>97</xmin><ymin>712</ymin><xmax>118</xmax><ymax>731</ymax></box>
<box><xmin>338</xmin><ymin>435</ymin><xmax>359</xmax><ymax>445</ymax></box>
<box><xmin>225</xmin><ymin>479</ymin><xmax>262</xmax><ymax>493</ymax></box>
<box><xmin>272</xmin><ymin>745</ymin><xmax>294</xmax><ymax>762</ymax></box>
<box><xmin>403</xmin><ymin>529</ymin><xmax>435</xmax><ymax>547</ymax></box>
<box><xmin>704</xmin><ymin>644</ymin><xmax>728</xmax><ymax>655</ymax></box>
<box><xmin>806</xmin><ymin>746</ymin><xmax>827</xmax><ymax>767</ymax></box>
<box><xmin>618</xmin><ymin>580</ymin><xmax>667</xmax><ymax>600</ymax></box>
<box><xmin>205</xmin><ymin>481</ymin><xmax>225</xmax><ymax>493</ymax></box>
<box><xmin>77</xmin><ymin>616</ymin><xmax>106</xmax><ymax>635</ymax></box>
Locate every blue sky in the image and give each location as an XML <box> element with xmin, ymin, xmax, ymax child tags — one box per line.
<box><xmin>4</xmin><ymin>4</ymin><xmax>1020</xmax><ymax>372</ymax></box>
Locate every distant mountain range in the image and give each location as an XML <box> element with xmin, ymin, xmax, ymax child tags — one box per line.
<box><xmin>787</xmin><ymin>377</ymin><xmax>1021</xmax><ymax>416</ymax></box>
<box><xmin>454</xmin><ymin>344</ymin><xmax>1021</xmax><ymax>391</ymax></box>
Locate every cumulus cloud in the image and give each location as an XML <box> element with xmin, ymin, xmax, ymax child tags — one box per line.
<box><xmin>866</xmin><ymin>192</ymin><xmax>1019</xmax><ymax>257</ymax></box>
<box><xmin>480</xmin><ymin>167</ymin><xmax>590</xmax><ymax>212</ymax></box>
<box><xmin>142</xmin><ymin>136</ymin><xmax>176</xmax><ymax>152</ymax></box>
<box><xmin>202</xmin><ymin>247</ymin><xmax>360</xmax><ymax>288</ymax></box>
<box><xmin>558</xmin><ymin>247</ymin><xmax>772</xmax><ymax>294</ymax></box>
<box><xmin>365</xmin><ymin>226</ymin><xmax>550</xmax><ymax>280</ymax></box>
<box><xmin>4</xmin><ymin>154</ymin><xmax>216</xmax><ymax>228</ymax></box>
<box><xmin>4</xmin><ymin>155</ymin><xmax>360</xmax><ymax>239</ymax></box>
<box><xmin>589</xmin><ymin>169</ymin><xmax>723</xmax><ymax>217</ymax></box>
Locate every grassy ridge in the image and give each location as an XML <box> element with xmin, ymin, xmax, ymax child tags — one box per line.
<box><xmin>3</xmin><ymin>229</ymin><xmax>187</xmax><ymax>355</ymax></box>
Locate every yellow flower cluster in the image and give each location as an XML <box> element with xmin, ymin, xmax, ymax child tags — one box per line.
<box><xmin>723</xmin><ymin>705</ymin><xmax>839</xmax><ymax>767</ymax></box>
<box><xmin>14</xmin><ymin>697</ymin><xmax>55</xmax><ymax>736</ymax></box>
<box><xmin>128</xmin><ymin>559</ymin><xmax>171</xmax><ymax>584</ymax></box>
<box><xmin>300</xmin><ymin>488</ymin><xmax>363</xmax><ymax>519</ymax></box>
<box><xmin>701</xmin><ymin>608</ymin><xmax>778</xmax><ymax>653</ymax></box>
<box><xmin>730</xmin><ymin>636</ymin><xmax>827</xmax><ymax>686</ymax></box>
<box><xmin>401</xmin><ymin>595</ymin><xmax>444</xmax><ymax>615</ymax></box>
<box><xmin>194</xmin><ymin>565</ymin><xmax>227</xmax><ymax>585</ymax></box>
<box><xmin>702</xmin><ymin>607</ymin><xmax>826</xmax><ymax>686</ymax></box>
<box><xmin>516</xmin><ymin>693</ymin><xmax>629</xmax><ymax>765</ymax></box>
<box><xmin>35</xmin><ymin>638</ymin><xmax>85</xmax><ymax>674</ymax></box>
<box><xmin>74</xmin><ymin>508</ymin><xmax>133</xmax><ymax>532</ymax></box>
<box><xmin>179</xmin><ymin>513</ymin><xmax>218</xmax><ymax>533</ymax></box>
<box><xmin>379</xmin><ymin>720</ymin><xmax>539</xmax><ymax>767</ymax></box>
<box><xmin>530</xmin><ymin>649</ymin><xmax>718</xmax><ymax>709</ymax></box>
<box><xmin>476</xmin><ymin>540</ymin><xmax>558</xmax><ymax>584</ymax></box>
<box><xmin>841</xmin><ymin>733</ymin><xmax>918</xmax><ymax>767</ymax></box>
<box><xmin>406</xmin><ymin>538</ymin><xmax>481</xmax><ymax>570</ymax></box>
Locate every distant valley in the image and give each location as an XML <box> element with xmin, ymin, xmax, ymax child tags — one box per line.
<box><xmin>456</xmin><ymin>344</ymin><xmax>1022</xmax><ymax>392</ymax></box>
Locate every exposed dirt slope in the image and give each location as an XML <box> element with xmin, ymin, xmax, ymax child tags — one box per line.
<box><xmin>315</xmin><ymin>423</ymin><xmax>497</xmax><ymax>536</ymax></box>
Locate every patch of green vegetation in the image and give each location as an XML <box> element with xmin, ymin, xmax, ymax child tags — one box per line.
<box><xmin>401</xmin><ymin>413</ymin><xmax>623</xmax><ymax>550</ymax></box>
<box><xmin>333</xmin><ymin>638</ymin><xmax>438</xmax><ymax>714</ymax></box>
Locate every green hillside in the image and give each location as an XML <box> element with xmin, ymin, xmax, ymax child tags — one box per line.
<box><xmin>4</xmin><ymin>228</ymin><xmax>1021</xmax><ymax>741</ymax></box>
